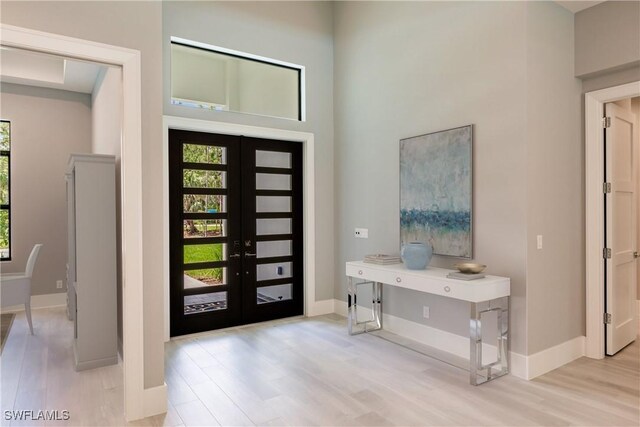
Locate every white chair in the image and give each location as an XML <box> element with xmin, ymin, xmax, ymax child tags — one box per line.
<box><xmin>1</xmin><ymin>244</ymin><xmax>43</xmax><ymax>335</ymax></box>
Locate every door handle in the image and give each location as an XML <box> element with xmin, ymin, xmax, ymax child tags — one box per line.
<box><xmin>245</xmin><ymin>253</ymin><xmax>256</xmax><ymax>257</ymax></box>
<box><xmin>229</xmin><ymin>253</ymin><xmax>241</xmax><ymax>258</ymax></box>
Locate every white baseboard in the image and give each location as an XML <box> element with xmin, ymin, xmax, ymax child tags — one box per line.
<box><xmin>1</xmin><ymin>292</ymin><xmax>67</xmax><ymax>313</ymax></box>
<box><xmin>333</xmin><ymin>299</ymin><xmax>584</xmax><ymax>380</ymax></box>
<box><xmin>524</xmin><ymin>336</ymin><xmax>585</xmax><ymax>379</ymax></box>
<box><xmin>308</xmin><ymin>299</ymin><xmax>335</xmax><ymax>316</ymax></box>
<box><xmin>143</xmin><ymin>383</ymin><xmax>167</xmax><ymax>418</ymax></box>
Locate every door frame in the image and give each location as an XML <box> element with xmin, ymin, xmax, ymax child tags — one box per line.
<box><xmin>162</xmin><ymin>116</ymin><xmax>316</xmax><ymax>341</ymax></box>
<box><xmin>0</xmin><ymin>24</ymin><xmax>157</xmax><ymax>420</ymax></box>
<box><xmin>585</xmin><ymin>80</ymin><xmax>640</xmax><ymax>359</ymax></box>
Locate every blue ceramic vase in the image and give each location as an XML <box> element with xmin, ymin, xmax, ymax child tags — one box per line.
<box><xmin>401</xmin><ymin>242</ymin><xmax>433</xmax><ymax>270</ymax></box>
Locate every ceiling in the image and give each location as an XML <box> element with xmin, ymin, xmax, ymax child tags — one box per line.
<box><xmin>555</xmin><ymin>1</ymin><xmax>606</xmax><ymax>13</ymax></box>
<box><xmin>0</xmin><ymin>47</ymin><xmax>107</xmax><ymax>94</ymax></box>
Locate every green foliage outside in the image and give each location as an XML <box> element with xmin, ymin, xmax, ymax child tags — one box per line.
<box><xmin>182</xmin><ymin>144</ymin><xmax>225</xmax><ymax>235</ymax></box>
<box><xmin>184</xmin><ymin>243</ymin><xmax>224</xmax><ymax>283</ymax></box>
<box><xmin>0</xmin><ymin>121</ymin><xmax>10</xmax><ymax>254</ymax></box>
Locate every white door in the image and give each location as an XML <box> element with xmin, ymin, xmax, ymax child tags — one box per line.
<box><xmin>605</xmin><ymin>102</ymin><xmax>639</xmax><ymax>356</ymax></box>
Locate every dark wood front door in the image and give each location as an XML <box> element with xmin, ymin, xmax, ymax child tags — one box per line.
<box><xmin>169</xmin><ymin>130</ymin><xmax>303</xmax><ymax>337</ymax></box>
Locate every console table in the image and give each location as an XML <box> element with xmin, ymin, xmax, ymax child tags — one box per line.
<box><xmin>346</xmin><ymin>261</ymin><xmax>510</xmax><ymax>385</ymax></box>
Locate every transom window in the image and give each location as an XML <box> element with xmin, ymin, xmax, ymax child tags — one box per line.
<box><xmin>170</xmin><ymin>38</ymin><xmax>304</xmax><ymax>121</ymax></box>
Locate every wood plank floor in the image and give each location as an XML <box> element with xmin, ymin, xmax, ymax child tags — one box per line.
<box><xmin>1</xmin><ymin>307</ymin><xmax>638</xmax><ymax>426</ymax></box>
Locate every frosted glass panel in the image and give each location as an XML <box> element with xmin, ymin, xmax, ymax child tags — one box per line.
<box><xmin>256</xmin><ymin>173</ymin><xmax>291</xmax><ymax>190</ymax></box>
<box><xmin>256</xmin><ymin>196</ymin><xmax>291</xmax><ymax>213</ymax></box>
<box><xmin>256</xmin><ymin>150</ymin><xmax>291</xmax><ymax>168</ymax></box>
<box><xmin>256</xmin><ymin>219</ymin><xmax>291</xmax><ymax>235</ymax></box>
<box><xmin>257</xmin><ymin>240</ymin><xmax>292</xmax><ymax>258</ymax></box>
<box><xmin>257</xmin><ymin>262</ymin><xmax>292</xmax><ymax>281</ymax></box>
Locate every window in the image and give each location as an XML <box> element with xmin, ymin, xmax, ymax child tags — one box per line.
<box><xmin>170</xmin><ymin>38</ymin><xmax>304</xmax><ymax>121</ymax></box>
<box><xmin>0</xmin><ymin>120</ymin><xmax>10</xmax><ymax>260</ymax></box>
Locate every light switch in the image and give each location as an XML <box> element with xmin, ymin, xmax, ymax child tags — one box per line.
<box><xmin>537</xmin><ymin>235</ymin><xmax>543</xmax><ymax>250</ymax></box>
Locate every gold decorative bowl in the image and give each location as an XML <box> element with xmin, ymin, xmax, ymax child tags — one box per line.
<box><xmin>454</xmin><ymin>263</ymin><xmax>487</xmax><ymax>274</ymax></box>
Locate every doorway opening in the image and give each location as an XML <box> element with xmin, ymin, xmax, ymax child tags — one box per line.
<box><xmin>168</xmin><ymin>130</ymin><xmax>303</xmax><ymax>336</ymax></box>
<box><xmin>585</xmin><ymin>82</ymin><xmax>640</xmax><ymax>359</ymax></box>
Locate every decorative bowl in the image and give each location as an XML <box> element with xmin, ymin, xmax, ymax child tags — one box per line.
<box><xmin>454</xmin><ymin>263</ymin><xmax>486</xmax><ymax>274</ymax></box>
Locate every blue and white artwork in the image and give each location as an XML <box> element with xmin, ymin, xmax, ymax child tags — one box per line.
<box><xmin>400</xmin><ymin>125</ymin><xmax>472</xmax><ymax>258</ymax></box>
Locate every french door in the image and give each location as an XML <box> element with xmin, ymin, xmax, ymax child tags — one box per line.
<box><xmin>169</xmin><ymin>130</ymin><xmax>303</xmax><ymax>337</ymax></box>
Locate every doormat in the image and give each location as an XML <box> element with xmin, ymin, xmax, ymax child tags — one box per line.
<box><xmin>1</xmin><ymin>313</ymin><xmax>16</xmax><ymax>353</ymax></box>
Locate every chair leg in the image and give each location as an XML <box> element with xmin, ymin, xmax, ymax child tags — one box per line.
<box><xmin>25</xmin><ymin>297</ymin><xmax>34</xmax><ymax>335</ymax></box>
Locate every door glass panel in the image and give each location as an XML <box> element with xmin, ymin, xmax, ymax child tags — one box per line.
<box><xmin>256</xmin><ymin>218</ymin><xmax>291</xmax><ymax>235</ymax></box>
<box><xmin>257</xmin><ymin>262</ymin><xmax>292</xmax><ymax>281</ymax></box>
<box><xmin>257</xmin><ymin>240</ymin><xmax>292</xmax><ymax>258</ymax></box>
<box><xmin>257</xmin><ymin>284</ymin><xmax>292</xmax><ymax>304</ymax></box>
<box><xmin>184</xmin><ymin>195</ymin><xmax>226</xmax><ymax>213</ymax></box>
<box><xmin>184</xmin><ymin>170</ymin><xmax>226</xmax><ymax>188</ymax></box>
<box><xmin>256</xmin><ymin>196</ymin><xmax>291</xmax><ymax>213</ymax></box>
<box><xmin>256</xmin><ymin>173</ymin><xmax>291</xmax><ymax>191</ymax></box>
<box><xmin>184</xmin><ymin>291</ymin><xmax>228</xmax><ymax>315</ymax></box>
<box><xmin>184</xmin><ymin>219</ymin><xmax>227</xmax><ymax>238</ymax></box>
<box><xmin>184</xmin><ymin>243</ymin><xmax>226</xmax><ymax>264</ymax></box>
<box><xmin>183</xmin><ymin>144</ymin><xmax>226</xmax><ymax>164</ymax></box>
<box><xmin>184</xmin><ymin>268</ymin><xmax>226</xmax><ymax>288</ymax></box>
<box><xmin>256</xmin><ymin>150</ymin><xmax>291</xmax><ymax>168</ymax></box>
<box><xmin>0</xmin><ymin>156</ymin><xmax>8</xmax><ymax>205</ymax></box>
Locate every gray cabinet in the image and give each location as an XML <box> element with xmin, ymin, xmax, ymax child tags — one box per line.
<box><xmin>66</xmin><ymin>154</ymin><xmax>117</xmax><ymax>371</ymax></box>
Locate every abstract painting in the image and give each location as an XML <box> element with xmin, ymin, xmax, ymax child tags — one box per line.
<box><xmin>400</xmin><ymin>125</ymin><xmax>472</xmax><ymax>258</ymax></box>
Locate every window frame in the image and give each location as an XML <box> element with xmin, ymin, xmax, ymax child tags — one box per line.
<box><xmin>1</xmin><ymin>119</ymin><xmax>11</xmax><ymax>261</ymax></box>
<box><xmin>170</xmin><ymin>37</ymin><xmax>306</xmax><ymax>122</ymax></box>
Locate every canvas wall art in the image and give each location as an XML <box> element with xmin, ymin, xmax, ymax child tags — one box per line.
<box><xmin>400</xmin><ymin>125</ymin><xmax>472</xmax><ymax>258</ymax></box>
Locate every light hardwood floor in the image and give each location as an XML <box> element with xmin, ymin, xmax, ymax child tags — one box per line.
<box><xmin>1</xmin><ymin>307</ymin><xmax>638</xmax><ymax>426</ymax></box>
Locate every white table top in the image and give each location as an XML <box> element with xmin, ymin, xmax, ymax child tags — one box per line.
<box><xmin>346</xmin><ymin>261</ymin><xmax>510</xmax><ymax>302</ymax></box>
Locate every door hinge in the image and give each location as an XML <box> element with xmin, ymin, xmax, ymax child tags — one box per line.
<box><xmin>603</xmin><ymin>182</ymin><xmax>611</xmax><ymax>193</ymax></box>
<box><xmin>603</xmin><ymin>248</ymin><xmax>612</xmax><ymax>259</ymax></box>
<box><xmin>603</xmin><ymin>313</ymin><xmax>612</xmax><ymax>324</ymax></box>
<box><xmin>603</xmin><ymin>116</ymin><xmax>611</xmax><ymax>128</ymax></box>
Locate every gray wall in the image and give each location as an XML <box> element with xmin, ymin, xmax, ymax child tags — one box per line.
<box><xmin>0</xmin><ymin>0</ymin><xmax>165</xmax><ymax>389</ymax></box>
<box><xmin>163</xmin><ymin>1</ymin><xmax>335</xmax><ymax>301</ymax></box>
<box><xmin>525</xmin><ymin>2</ymin><xmax>583</xmax><ymax>354</ymax></box>
<box><xmin>333</xmin><ymin>1</ymin><xmax>530</xmax><ymax>355</ymax></box>
<box><xmin>333</xmin><ymin>1</ymin><xmax>582</xmax><ymax>356</ymax></box>
<box><xmin>575</xmin><ymin>0</ymin><xmax>640</xmax><ymax>79</ymax></box>
<box><xmin>0</xmin><ymin>83</ymin><xmax>91</xmax><ymax>295</ymax></box>
<box><xmin>575</xmin><ymin>0</ymin><xmax>640</xmax><ymax>93</ymax></box>
<box><xmin>91</xmin><ymin>66</ymin><xmax>123</xmax><ymax>356</ymax></box>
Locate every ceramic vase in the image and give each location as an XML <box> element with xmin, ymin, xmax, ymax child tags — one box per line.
<box><xmin>401</xmin><ymin>241</ymin><xmax>433</xmax><ymax>270</ymax></box>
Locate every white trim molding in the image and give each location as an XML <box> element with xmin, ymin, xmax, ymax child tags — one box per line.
<box><xmin>584</xmin><ymin>81</ymin><xmax>640</xmax><ymax>359</ymax></box>
<box><xmin>1</xmin><ymin>292</ymin><xmax>67</xmax><ymax>313</ymax></box>
<box><xmin>162</xmin><ymin>116</ymin><xmax>316</xmax><ymax>341</ymax></box>
<box><xmin>143</xmin><ymin>383</ymin><xmax>168</xmax><ymax>418</ymax></box>
<box><xmin>333</xmin><ymin>299</ymin><xmax>584</xmax><ymax>380</ymax></box>
<box><xmin>0</xmin><ymin>24</ymin><xmax>152</xmax><ymax>421</ymax></box>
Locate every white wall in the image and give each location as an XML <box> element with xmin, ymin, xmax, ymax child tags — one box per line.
<box><xmin>91</xmin><ymin>66</ymin><xmax>123</xmax><ymax>355</ymax></box>
<box><xmin>0</xmin><ymin>83</ymin><xmax>92</xmax><ymax>295</ymax></box>
<box><xmin>333</xmin><ymin>1</ymin><xmax>530</xmax><ymax>355</ymax></box>
<box><xmin>525</xmin><ymin>1</ymin><xmax>583</xmax><ymax>354</ymax></box>
<box><xmin>333</xmin><ymin>1</ymin><xmax>582</xmax><ymax>357</ymax></box>
<box><xmin>163</xmin><ymin>1</ymin><xmax>335</xmax><ymax>301</ymax></box>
